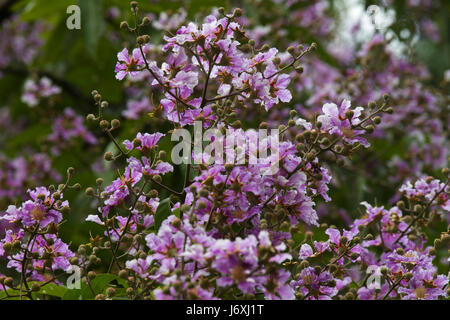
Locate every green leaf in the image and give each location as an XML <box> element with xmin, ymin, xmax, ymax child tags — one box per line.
<box><xmin>62</xmin><ymin>288</ymin><xmax>83</xmax><ymax>300</ymax></box>
<box><xmin>154</xmin><ymin>197</ymin><xmax>171</xmax><ymax>231</ymax></box>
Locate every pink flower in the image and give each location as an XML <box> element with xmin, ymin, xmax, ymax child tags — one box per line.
<box><xmin>115</xmin><ymin>48</ymin><xmax>145</xmax><ymax>80</ymax></box>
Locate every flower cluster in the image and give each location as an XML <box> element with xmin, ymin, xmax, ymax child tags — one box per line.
<box><xmin>21</xmin><ymin>77</ymin><xmax>61</xmax><ymax>107</ymax></box>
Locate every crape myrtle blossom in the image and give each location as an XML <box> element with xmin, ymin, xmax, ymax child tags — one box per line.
<box><xmin>98</xmin><ymin>132</ymin><xmax>172</xmax><ymax>216</ymax></box>
<box><xmin>317</xmin><ymin>99</ymin><xmax>369</xmax><ymax>148</ymax></box>
<box><xmin>1</xmin><ymin>186</ymin><xmax>68</xmax><ymax>228</ymax></box>
<box><xmin>0</xmin><ymin>185</ymin><xmax>74</xmax><ymax>283</ymax></box>
<box><xmin>114</xmin><ymin>12</ymin><xmax>298</xmax><ymax>126</ymax></box>
<box><xmin>115</xmin><ymin>47</ymin><xmax>145</xmax><ymax>80</ymax></box>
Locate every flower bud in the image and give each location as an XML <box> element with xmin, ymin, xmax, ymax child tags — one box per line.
<box><xmin>4</xmin><ymin>277</ymin><xmax>13</xmax><ymax>287</ymax></box>
<box><xmin>197</xmin><ymin>201</ymin><xmax>207</xmax><ymax>210</ymax></box>
<box><xmin>364</xmin><ymin>125</ymin><xmax>374</xmax><ymax>133</ymax></box>
<box><xmin>106</xmin><ymin>287</ymin><xmax>116</xmax><ymax>298</ymax></box>
<box><xmin>94</xmin><ymin>94</ymin><xmax>102</xmax><ymax>102</ymax></box>
<box><xmin>180</xmin><ymin>204</ymin><xmax>190</xmax><ymax>213</ymax></box>
<box><xmin>31</xmin><ymin>282</ymin><xmax>40</xmax><ymax>292</ymax></box>
<box><xmin>119</xmin><ymin>270</ymin><xmax>128</xmax><ymax>279</ymax></box>
<box><xmin>345</xmin><ymin>110</ymin><xmax>354</xmax><ymax>119</ymax></box>
<box><xmin>396</xmin><ymin>200</ymin><xmax>405</xmax><ymax>210</ymax></box>
<box><xmin>413</xmin><ymin>204</ymin><xmax>422</xmax><ymax>214</ymax></box>
<box><xmin>373</xmin><ymin>116</ymin><xmax>381</xmax><ymax>124</ymax></box>
<box><xmin>344</xmin><ymin>292</ymin><xmax>354</xmax><ymax>300</ymax></box>
<box><xmin>85</xmin><ymin>187</ymin><xmax>95</xmax><ymax>196</ymax></box>
<box><xmin>364</xmin><ymin>234</ymin><xmax>374</xmax><ymax>240</ymax></box>
<box><xmin>299</xmin><ymin>260</ymin><xmax>309</xmax><ymax>270</ymax></box>
<box><xmin>88</xmin><ymin>271</ymin><xmax>96</xmax><ymax>280</ymax></box>
<box><xmin>295</xmin><ymin>66</ymin><xmax>304</xmax><ymax>73</ymax></box>
<box><xmin>111</xmin><ymin>119</ymin><xmax>120</xmax><ymax>129</ymax></box>
<box><xmin>233</xmin><ymin>8</ymin><xmax>242</xmax><ymax>17</ymax></box>
<box><xmin>99</xmin><ymin>120</ymin><xmax>109</xmax><ymax>130</ymax></box>
<box><xmin>104</xmin><ymin>152</ymin><xmax>114</xmax><ymax>161</ymax></box>
<box><xmin>120</xmin><ymin>21</ymin><xmax>129</xmax><ymax>30</ymax></box>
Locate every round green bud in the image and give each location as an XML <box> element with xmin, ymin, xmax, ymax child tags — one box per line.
<box><xmin>142</xmin><ymin>16</ymin><xmax>151</xmax><ymax>25</ymax></box>
<box><xmin>197</xmin><ymin>201</ymin><xmax>207</xmax><ymax>210</ymax></box>
<box><xmin>198</xmin><ymin>189</ymin><xmax>209</xmax><ymax>198</ymax></box>
<box><xmin>295</xmin><ymin>66</ymin><xmax>304</xmax><ymax>74</ymax></box>
<box><xmin>85</xmin><ymin>187</ymin><xmax>95</xmax><ymax>196</ymax></box>
<box><xmin>88</xmin><ymin>271</ymin><xmax>96</xmax><ymax>280</ymax></box>
<box><xmin>373</xmin><ymin>116</ymin><xmax>381</xmax><ymax>124</ymax></box>
<box><xmin>94</xmin><ymin>94</ymin><xmax>102</xmax><ymax>102</ymax></box>
<box><xmin>77</xmin><ymin>246</ymin><xmax>86</xmax><ymax>255</ymax></box>
<box><xmin>104</xmin><ymin>152</ymin><xmax>114</xmax><ymax>161</ymax></box>
<box><xmin>259</xmin><ymin>122</ymin><xmax>268</xmax><ymax>129</ymax></box>
<box><xmin>60</xmin><ymin>206</ymin><xmax>70</xmax><ymax>215</ymax></box>
<box><xmin>120</xmin><ymin>21</ymin><xmax>129</xmax><ymax>30</ymax></box>
<box><xmin>106</xmin><ymin>287</ymin><xmax>116</xmax><ymax>297</ymax></box>
<box><xmin>344</xmin><ymin>292</ymin><xmax>354</xmax><ymax>300</ymax></box>
<box><xmin>4</xmin><ymin>277</ymin><xmax>13</xmax><ymax>287</ymax></box>
<box><xmin>148</xmin><ymin>189</ymin><xmax>158</xmax><ymax>198</ymax></box>
<box><xmin>345</xmin><ymin>110</ymin><xmax>354</xmax><ymax>119</ymax></box>
<box><xmin>364</xmin><ymin>125</ymin><xmax>374</xmax><ymax>133</ymax></box>
<box><xmin>299</xmin><ymin>260</ymin><xmax>309</xmax><ymax>270</ymax></box>
<box><xmin>119</xmin><ymin>270</ymin><xmax>128</xmax><ymax>279</ymax></box>
<box><xmin>111</xmin><ymin>119</ymin><xmax>120</xmax><ymax>129</ymax></box>
<box><xmin>89</xmin><ymin>255</ymin><xmax>97</xmax><ymax>264</ymax></box>
<box><xmin>31</xmin><ymin>282</ymin><xmax>40</xmax><ymax>292</ymax></box>
<box><xmin>233</xmin><ymin>8</ymin><xmax>242</xmax><ymax>17</ymax></box>
<box><xmin>99</xmin><ymin>120</ymin><xmax>109</xmax><ymax>130</ymax></box>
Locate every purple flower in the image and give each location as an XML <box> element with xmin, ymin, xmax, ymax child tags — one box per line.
<box><xmin>115</xmin><ymin>48</ymin><xmax>145</xmax><ymax>80</ymax></box>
